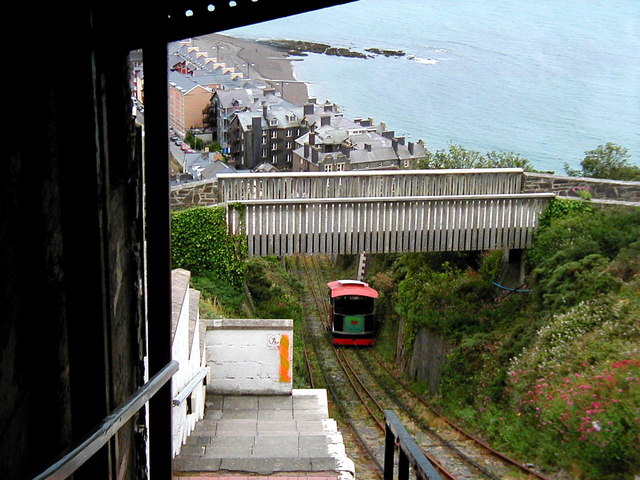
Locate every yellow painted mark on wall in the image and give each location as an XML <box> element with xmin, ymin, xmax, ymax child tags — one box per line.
<box><xmin>279</xmin><ymin>334</ymin><xmax>291</xmax><ymax>382</ymax></box>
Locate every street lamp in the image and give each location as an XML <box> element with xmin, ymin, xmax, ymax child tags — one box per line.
<box><xmin>279</xmin><ymin>81</ymin><xmax>290</xmax><ymax>98</ymax></box>
<box><xmin>242</xmin><ymin>63</ymin><xmax>255</xmax><ymax>78</ymax></box>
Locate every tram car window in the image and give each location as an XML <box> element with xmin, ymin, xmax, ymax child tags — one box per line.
<box><xmin>327</xmin><ymin>280</ymin><xmax>379</xmax><ymax>346</ymax></box>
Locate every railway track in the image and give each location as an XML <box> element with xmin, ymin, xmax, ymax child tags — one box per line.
<box><xmin>292</xmin><ymin>254</ymin><xmax>553</xmax><ymax>480</ymax></box>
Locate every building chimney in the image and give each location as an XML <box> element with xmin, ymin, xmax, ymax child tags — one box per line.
<box><xmin>408</xmin><ymin>141</ymin><xmax>415</xmax><ymax>155</ymax></box>
<box><xmin>364</xmin><ymin>143</ymin><xmax>372</xmax><ymax>152</ymax></box>
<box><xmin>304</xmin><ymin>143</ymin><xmax>310</xmax><ymax>158</ymax></box>
<box><xmin>323</xmin><ymin>103</ymin><xmax>333</xmax><ymax>112</ymax></box>
<box><xmin>360</xmin><ymin>119</ymin><xmax>371</xmax><ymax>127</ymax></box>
<box><xmin>309</xmin><ymin>132</ymin><xmax>316</xmax><ymax>145</ymax></box>
<box><xmin>304</xmin><ymin>103</ymin><xmax>314</xmax><ymax>115</ymax></box>
<box><xmin>392</xmin><ymin>139</ymin><xmax>398</xmax><ymax>152</ymax></box>
<box><xmin>263</xmin><ymin>87</ymin><xmax>276</xmax><ymax>96</ymax></box>
<box><xmin>321</xmin><ymin>115</ymin><xmax>330</xmax><ymax>126</ymax></box>
<box><xmin>262</xmin><ymin>103</ymin><xmax>268</xmax><ymax>119</ymax></box>
<box><xmin>382</xmin><ymin>130</ymin><xmax>394</xmax><ymax>139</ymax></box>
<box><xmin>308</xmin><ymin>97</ymin><xmax>317</xmax><ymax>104</ymax></box>
<box><xmin>395</xmin><ymin>136</ymin><xmax>405</xmax><ymax>145</ymax></box>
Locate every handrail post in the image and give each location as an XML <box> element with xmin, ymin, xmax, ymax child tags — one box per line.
<box><xmin>399</xmin><ymin>448</ymin><xmax>410</xmax><ymax>480</ymax></box>
<box><xmin>384</xmin><ymin>423</ymin><xmax>395</xmax><ymax>480</ymax></box>
<box><xmin>384</xmin><ymin>410</ymin><xmax>444</xmax><ymax>480</ymax></box>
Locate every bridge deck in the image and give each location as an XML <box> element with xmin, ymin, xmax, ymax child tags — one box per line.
<box><xmin>218</xmin><ymin>169</ymin><xmax>554</xmax><ymax>256</ymax></box>
<box><xmin>226</xmin><ymin>193</ymin><xmax>554</xmax><ymax>256</ymax></box>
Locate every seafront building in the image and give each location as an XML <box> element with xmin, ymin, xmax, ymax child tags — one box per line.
<box><xmin>228</xmin><ymin>90</ymin><xmax>308</xmax><ymax>170</ymax></box>
<box><xmin>207</xmin><ymin>87</ymin><xmax>265</xmax><ymax>149</ymax></box>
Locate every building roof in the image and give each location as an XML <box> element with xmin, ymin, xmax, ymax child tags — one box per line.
<box><xmin>326</xmin><ymin>280</ymin><xmax>379</xmax><ymax>298</ymax></box>
<box><xmin>200</xmin><ymin>159</ymin><xmax>236</xmax><ymax>179</ymax></box>
<box><xmin>233</xmin><ymin>94</ymin><xmax>305</xmax><ymax>130</ymax></box>
<box><xmin>213</xmin><ymin>88</ymin><xmax>257</xmax><ymax>109</ymax></box>
<box><xmin>168</xmin><ymin>70</ymin><xmax>213</xmax><ymax>95</ymax></box>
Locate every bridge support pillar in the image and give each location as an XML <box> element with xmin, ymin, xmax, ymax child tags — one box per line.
<box><xmin>499</xmin><ymin>249</ymin><xmax>526</xmax><ymax>289</ymax></box>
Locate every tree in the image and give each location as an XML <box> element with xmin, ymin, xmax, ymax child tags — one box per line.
<box><xmin>564</xmin><ymin>143</ymin><xmax>640</xmax><ymax>181</ymax></box>
<box><xmin>416</xmin><ymin>144</ymin><xmax>535</xmax><ymax>171</ymax></box>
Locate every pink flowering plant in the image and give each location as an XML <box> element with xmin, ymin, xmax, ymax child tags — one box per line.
<box><xmin>515</xmin><ymin>358</ymin><xmax>640</xmax><ymax>473</ymax></box>
<box><xmin>506</xmin><ymin>293</ymin><xmax>640</xmax><ymax>476</ymax></box>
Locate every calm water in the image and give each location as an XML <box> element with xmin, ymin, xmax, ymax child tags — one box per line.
<box><xmin>224</xmin><ymin>0</ymin><xmax>640</xmax><ymax>172</ymax></box>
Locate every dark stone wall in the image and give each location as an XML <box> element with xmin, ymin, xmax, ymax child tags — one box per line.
<box><xmin>171</xmin><ymin>179</ymin><xmax>219</xmax><ymax>210</ymax></box>
<box><xmin>524</xmin><ymin>172</ymin><xmax>640</xmax><ymax>203</ymax></box>
<box><xmin>1</xmin><ymin>4</ymin><xmax>147</xmax><ymax>479</ymax></box>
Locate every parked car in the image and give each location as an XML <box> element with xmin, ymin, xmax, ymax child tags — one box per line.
<box><xmin>174</xmin><ymin>140</ymin><xmax>182</xmax><ymax>146</ymax></box>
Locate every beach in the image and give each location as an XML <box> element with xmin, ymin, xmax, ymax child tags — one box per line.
<box><xmin>191</xmin><ymin>33</ymin><xmax>310</xmax><ymax>106</ymax></box>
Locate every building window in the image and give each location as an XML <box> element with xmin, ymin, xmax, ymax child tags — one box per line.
<box><xmin>270</xmin><ymin>118</ymin><xmax>278</xmax><ymax>126</ymax></box>
<box><xmin>271</xmin><ymin>130</ymin><xmax>278</xmax><ymax>139</ymax></box>
<box><xmin>336</xmin><ymin>162</ymin><xmax>345</xmax><ymax>171</ymax></box>
<box><xmin>271</xmin><ymin>142</ymin><xmax>277</xmax><ymax>150</ymax></box>
<box><xmin>262</xmin><ymin>149</ymin><xmax>267</xmax><ymax>158</ymax></box>
<box><xmin>287</xmin><ymin>153</ymin><xmax>292</xmax><ymax>163</ymax></box>
<box><xmin>286</xmin><ymin>129</ymin><xmax>292</xmax><ymax>137</ymax></box>
<box><xmin>324</xmin><ymin>164</ymin><xmax>332</xmax><ymax>172</ymax></box>
<box><xmin>286</xmin><ymin>141</ymin><xmax>292</xmax><ymax>149</ymax></box>
<box><xmin>272</xmin><ymin>155</ymin><xmax>278</xmax><ymax>164</ymax></box>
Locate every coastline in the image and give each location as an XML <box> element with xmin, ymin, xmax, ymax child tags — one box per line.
<box><xmin>191</xmin><ymin>33</ymin><xmax>310</xmax><ymax>106</ymax></box>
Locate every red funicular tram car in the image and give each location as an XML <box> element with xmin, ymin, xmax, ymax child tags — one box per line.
<box><xmin>327</xmin><ymin>280</ymin><xmax>379</xmax><ymax>346</ymax></box>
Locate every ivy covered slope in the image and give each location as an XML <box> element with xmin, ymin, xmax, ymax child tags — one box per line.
<box><xmin>171</xmin><ymin>206</ymin><xmax>247</xmax><ymax>284</ymax></box>
<box><xmin>369</xmin><ymin>199</ymin><xmax>640</xmax><ymax>479</ymax></box>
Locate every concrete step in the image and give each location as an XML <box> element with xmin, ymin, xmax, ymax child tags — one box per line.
<box><xmin>173</xmin><ymin>390</ymin><xmax>354</xmax><ymax>480</ymax></box>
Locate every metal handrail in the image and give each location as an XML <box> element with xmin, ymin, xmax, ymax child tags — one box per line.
<box><xmin>172</xmin><ymin>366</ymin><xmax>209</xmax><ymax>406</ymax></box>
<box><xmin>384</xmin><ymin>410</ymin><xmax>443</xmax><ymax>480</ymax></box>
<box><xmin>33</xmin><ymin>360</ymin><xmax>179</xmax><ymax>480</ymax></box>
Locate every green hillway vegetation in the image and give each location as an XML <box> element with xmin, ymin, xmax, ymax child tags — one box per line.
<box><xmin>171</xmin><ymin>205</ymin><xmax>309</xmax><ymax>388</ymax></box>
<box><xmin>170</xmin><ymin>143</ymin><xmax>640</xmax><ymax>479</ymax></box>
<box><xmin>366</xmin><ymin>200</ymin><xmax>640</xmax><ymax>480</ymax></box>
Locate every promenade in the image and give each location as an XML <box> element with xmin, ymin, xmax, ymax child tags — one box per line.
<box><xmin>191</xmin><ymin>33</ymin><xmax>310</xmax><ymax>106</ymax></box>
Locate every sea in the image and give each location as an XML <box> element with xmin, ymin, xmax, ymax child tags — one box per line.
<box><xmin>222</xmin><ymin>0</ymin><xmax>640</xmax><ymax>173</ymax></box>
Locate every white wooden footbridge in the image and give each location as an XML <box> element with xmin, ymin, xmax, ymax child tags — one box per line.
<box><xmin>217</xmin><ymin>169</ymin><xmax>554</xmax><ymax>256</ymax></box>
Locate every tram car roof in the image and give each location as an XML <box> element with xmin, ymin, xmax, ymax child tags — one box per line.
<box><xmin>327</xmin><ymin>280</ymin><xmax>379</xmax><ymax>299</ymax></box>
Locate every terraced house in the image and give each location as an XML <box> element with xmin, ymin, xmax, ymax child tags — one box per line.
<box><xmin>293</xmin><ymin>114</ymin><xmax>428</xmax><ymax>171</ymax></box>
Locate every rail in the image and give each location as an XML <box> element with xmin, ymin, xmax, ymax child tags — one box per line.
<box><xmin>384</xmin><ymin>410</ymin><xmax>444</xmax><ymax>480</ymax></box>
<box><xmin>172</xmin><ymin>366</ymin><xmax>209</xmax><ymax>406</ymax></box>
<box><xmin>33</xmin><ymin>360</ymin><xmax>179</xmax><ymax>480</ymax></box>
<box><xmin>218</xmin><ymin>168</ymin><xmax>525</xmax><ymax>202</ymax></box>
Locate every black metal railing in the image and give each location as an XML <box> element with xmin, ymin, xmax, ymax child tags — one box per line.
<box><xmin>33</xmin><ymin>360</ymin><xmax>179</xmax><ymax>480</ymax></box>
<box><xmin>384</xmin><ymin>410</ymin><xmax>444</xmax><ymax>480</ymax></box>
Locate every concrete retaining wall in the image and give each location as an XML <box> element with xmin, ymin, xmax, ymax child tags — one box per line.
<box><xmin>205</xmin><ymin>319</ymin><xmax>293</xmax><ymax>395</ymax></box>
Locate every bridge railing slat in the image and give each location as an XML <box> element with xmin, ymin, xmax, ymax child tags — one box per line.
<box><xmin>227</xmin><ymin>194</ymin><xmax>554</xmax><ymax>256</ymax></box>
